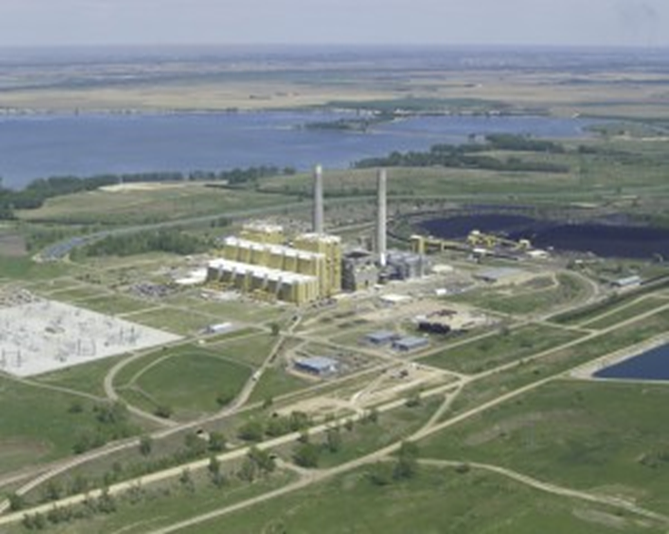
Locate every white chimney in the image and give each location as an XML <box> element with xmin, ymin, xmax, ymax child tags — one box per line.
<box><xmin>377</xmin><ymin>168</ymin><xmax>387</xmax><ymax>267</ymax></box>
<box><xmin>313</xmin><ymin>164</ymin><xmax>324</xmax><ymax>234</ymax></box>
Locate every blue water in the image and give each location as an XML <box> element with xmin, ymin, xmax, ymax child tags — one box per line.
<box><xmin>594</xmin><ymin>344</ymin><xmax>669</xmax><ymax>381</ymax></box>
<box><xmin>0</xmin><ymin>112</ymin><xmax>592</xmax><ymax>189</ymax></box>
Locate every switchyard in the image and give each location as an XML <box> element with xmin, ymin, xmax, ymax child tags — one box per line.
<box><xmin>0</xmin><ymin>293</ymin><xmax>181</xmax><ymax>377</ymax></box>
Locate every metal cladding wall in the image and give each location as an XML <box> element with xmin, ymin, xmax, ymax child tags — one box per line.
<box><xmin>294</xmin><ymin>233</ymin><xmax>342</xmax><ymax>297</ymax></box>
<box><xmin>207</xmin><ymin>262</ymin><xmax>319</xmax><ymax>305</ymax></box>
<box><xmin>240</xmin><ymin>224</ymin><xmax>285</xmax><ymax>245</ymax></box>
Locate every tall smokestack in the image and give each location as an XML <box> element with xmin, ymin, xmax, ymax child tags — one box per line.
<box><xmin>313</xmin><ymin>164</ymin><xmax>324</xmax><ymax>234</ymax></box>
<box><xmin>377</xmin><ymin>168</ymin><xmax>387</xmax><ymax>267</ymax></box>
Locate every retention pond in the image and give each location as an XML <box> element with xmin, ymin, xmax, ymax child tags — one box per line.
<box><xmin>594</xmin><ymin>343</ymin><xmax>669</xmax><ymax>382</ymax></box>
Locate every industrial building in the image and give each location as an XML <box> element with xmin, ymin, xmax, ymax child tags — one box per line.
<box><xmin>365</xmin><ymin>331</ymin><xmax>399</xmax><ymax>346</ymax></box>
<box><xmin>207</xmin><ymin>165</ymin><xmax>427</xmax><ymax>304</ymax></box>
<box><xmin>240</xmin><ymin>222</ymin><xmax>285</xmax><ymax>245</ymax></box>
<box><xmin>207</xmin><ymin>258</ymin><xmax>320</xmax><ymax>305</ymax></box>
<box><xmin>342</xmin><ymin>250</ymin><xmax>379</xmax><ymax>291</ymax></box>
<box><xmin>293</xmin><ymin>232</ymin><xmax>342</xmax><ymax>297</ymax></box>
<box><xmin>392</xmin><ymin>336</ymin><xmax>430</xmax><ymax>353</ymax></box>
<box><xmin>294</xmin><ymin>356</ymin><xmax>339</xmax><ymax>376</ymax></box>
<box><xmin>207</xmin><ymin>166</ymin><xmax>344</xmax><ymax>304</ymax></box>
<box><xmin>386</xmin><ymin>250</ymin><xmax>431</xmax><ymax>280</ymax></box>
<box><xmin>474</xmin><ymin>267</ymin><xmax>529</xmax><ymax>285</ymax></box>
<box><xmin>221</xmin><ymin>237</ymin><xmax>326</xmax><ymax>280</ymax></box>
<box><xmin>612</xmin><ymin>275</ymin><xmax>642</xmax><ymax>289</ymax></box>
<box><xmin>413</xmin><ymin>306</ymin><xmax>489</xmax><ymax>333</ymax></box>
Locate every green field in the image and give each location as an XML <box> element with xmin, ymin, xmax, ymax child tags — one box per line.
<box><xmin>40</xmin><ymin>285</ymin><xmax>110</xmax><ymax>302</ymax></box>
<box><xmin>74</xmin><ymin>294</ymin><xmax>157</xmax><ymax>316</ymax></box>
<box><xmin>17</xmin><ymin>184</ymin><xmax>298</xmax><ymax>226</ymax></box>
<box><xmin>419</xmin><ymin>380</ymin><xmax>669</xmax><ymax>514</ymax></box>
<box><xmin>582</xmin><ymin>296</ymin><xmax>669</xmax><ymax>330</ymax></box>
<box><xmin>454</xmin><ymin>273</ymin><xmax>590</xmax><ymax>316</ymax></box>
<box><xmin>128</xmin><ymin>307</ymin><xmax>215</xmax><ymax>335</ymax></box>
<box><xmin>133</xmin><ymin>352</ymin><xmax>251</xmax><ymax>418</ymax></box>
<box><xmin>194</xmin><ymin>298</ymin><xmax>287</xmax><ymax>324</ymax></box>
<box><xmin>0</xmin><ymin>256</ymin><xmax>76</xmax><ymax>281</ymax></box>
<box><xmin>449</xmin><ymin>307</ymin><xmax>669</xmax><ymax>415</ymax></box>
<box><xmin>3</xmin><ymin>471</ymin><xmax>297</xmax><ymax>534</ymax></box>
<box><xmin>115</xmin><ymin>345</ymin><xmax>253</xmax><ymax>419</ymax></box>
<box><xmin>419</xmin><ymin>324</ymin><xmax>584</xmax><ymax>374</ymax></box>
<box><xmin>247</xmin><ymin>367</ymin><xmax>311</xmax><ymax>404</ymax></box>
<box><xmin>31</xmin><ymin>356</ymin><xmax>125</xmax><ymax>398</ymax></box>
<box><xmin>176</xmin><ymin>466</ymin><xmax>661</xmax><ymax>534</ymax></box>
<box><xmin>0</xmin><ymin>377</ymin><xmax>141</xmax><ymax>475</ymax></box>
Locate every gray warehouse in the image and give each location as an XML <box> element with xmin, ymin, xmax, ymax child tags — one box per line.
<box><xmin>392</xmin><ymin>336</ymin><xmax>430</xmax><ymax>353</ymax></box>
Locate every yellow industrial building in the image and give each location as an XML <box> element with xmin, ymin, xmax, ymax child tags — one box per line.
<box><xmin>207</xmin><ymin>259</ymin><xmax>320</xmax><ymax>305</ymax></box>
<box><xmin>207</xmin><ymin>231</ymin><xmax>342</xmax><ymax>305</ymax></box>
<box><xmin>239</xmin><ymin>222</ymin><xmax>285</xmax><ymax>245</ymax></box>
<box><xmin>293</xmin><ymin>233</ymin><xmax>342</xmax><ymax>297</ymax></box>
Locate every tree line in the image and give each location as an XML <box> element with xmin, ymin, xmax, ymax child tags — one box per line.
<box><xmin>354</xmin><ymin>134</ymin><xmax>570</xmax><ymax>173</ymax></box>
<box><xmin>75</xmin><ymin>229</ymin><xmax>214</xmax><ymax>258</ymax></box>
<box><xmin>0</xmin><ymin>165</ymin><xmax>296</xmax><ymax>220</ymax></box>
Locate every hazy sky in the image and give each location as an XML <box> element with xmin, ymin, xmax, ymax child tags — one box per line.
<box><xmin>0</xmin><ymin>0</ymin><xmax>665</xmax><ymax>48</ymax></box>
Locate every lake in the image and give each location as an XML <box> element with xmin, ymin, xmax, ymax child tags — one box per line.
<box><xmin>0</xmin><ymin>112</ymin><xmax>592</xmax><ymax>189</ymax></box>
<box><xmin>594</xmin><ymin>344</ymin><xmax>669</xmax><ymax>381</ymax></box>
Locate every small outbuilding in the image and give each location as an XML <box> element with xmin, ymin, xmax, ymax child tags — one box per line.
<box><xmin>294</xmin><ymin>356</ymin><xmax>339</xmax><ymax>376</ymax></box>
<box><xmin>474</xmin><ymin>267</ymin><xmax>526</xmax><ymax>285</ymax></box>
<box><xmin>365</xmin><ymin>331</ymin><xmax>400</xmax><ymax>346</ymax></box>
<box><xmin>205</xmin><ymin>322</ymin><xmax>233</xmax><ymax>335</ymax></box>
<box><xmin>612</xmin><ymin>275</ymin><xmax>642</xmax><ymax>289</ymax></box>
<box><xmin>392</xmin><ymin>336</ymin><xmax>430</xmax><ymax>353</ymax></box>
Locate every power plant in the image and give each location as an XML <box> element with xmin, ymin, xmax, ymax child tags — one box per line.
<box><xmin>207</xmin><ymin>166</ymin><xmax>428</xmax><ymax>304</ymax></box>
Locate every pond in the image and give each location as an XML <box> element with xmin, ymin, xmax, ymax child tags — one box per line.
<box><xmin>594</xmin><ymin>344</ymin><xmax>669</xmax><ymax>381</ymax></box>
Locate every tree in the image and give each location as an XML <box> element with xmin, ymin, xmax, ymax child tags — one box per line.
<box><xmin>208</xmin><ymin>455</ymin><xmax>221</xmax><ymax>478</ymax></box>
<box><xmin>42</xmin><ymin>480</ymin><xmax>62</xmax><ymax>502</ymax></box>
<box><xmin>364</xmin><ymin>407</ymin><xmax>379</xmax><ymax>424</ymax></box>
<box><xmin>8</xmin><ymin>492</ymin><xmax>23</xmax><ymax>511</ymax></box>
<box><xmin>393</xmin><ymin>441</ymin><xmax>419</xmax><ymax>481</ymax></box>
<box><xmin>270</xmin><ymin>322</ymin><xmax>280</xmax><ymax>336</ymax></box>
<box><xmin>289</xmin><ymin>411</ymin><xmax>310</xmax><ymax>432</ymax></box>
<box><xmin>154</xmin><ymin>405</ymin><xmax>173</xmax><ymax>419</ymax></box>
<box><xmin>69</xmin><ymin>475</ymin><xmax>90</xmax><ymax>496</ymax></box>
<box><xmin>265</xmin><ymin>417</ymin><xmax>290</xmax><ymax>437</ymax></box>
<box><xmin>208</xmin><ymin>431</ymin><xmax>227</xmax><ymax>452</ymax></box>
<box><xmin>405</xmin><ymin>392</ymin><xmax>422</xmax><ymax>408</ymax></box>
<box><xmin>179</xmin><ymin>468</ymin><xmax>194</xmax><ymax>492</ymax></box>
<box><xmin>138</xmin><ymin>434</ymin><xmax>153</xmax><ymax>456</ymax></box>
<box><xmin>237</xmin><ymin>458</ymin><xmax>257</xmax><ymax>482</ymax></box>
<box><xmin>368</xmin><ymin>462</ymin><xmax>394</xmax><ymax>486</ymax></box>
<box><xmin>293</xmin><ymin>442</ymin><xmax>321</xmax><ymax>468</ymax></box>
<box><xmin>325</xmin><ymin>427</ymin><xmax>342</xmax><ymax>453</ymax></box>
<box><xmin>238</xmin><ymin>419</ymin><xmax>264</xmax><ymax>442</ymax></box>
<box><xmin>216</xmin><ymin>391</ymin><xmax>234</xmax><ymax>407</ymax></box>
<box><xmin>248</xmin><ymin>446</ymin><xmax>276</xmax><ymax>474</ymax></box>
<box><xmin>184</xmin><ymin>432</ymin><xmax>208</xmax><ymax>456</ymax></box>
